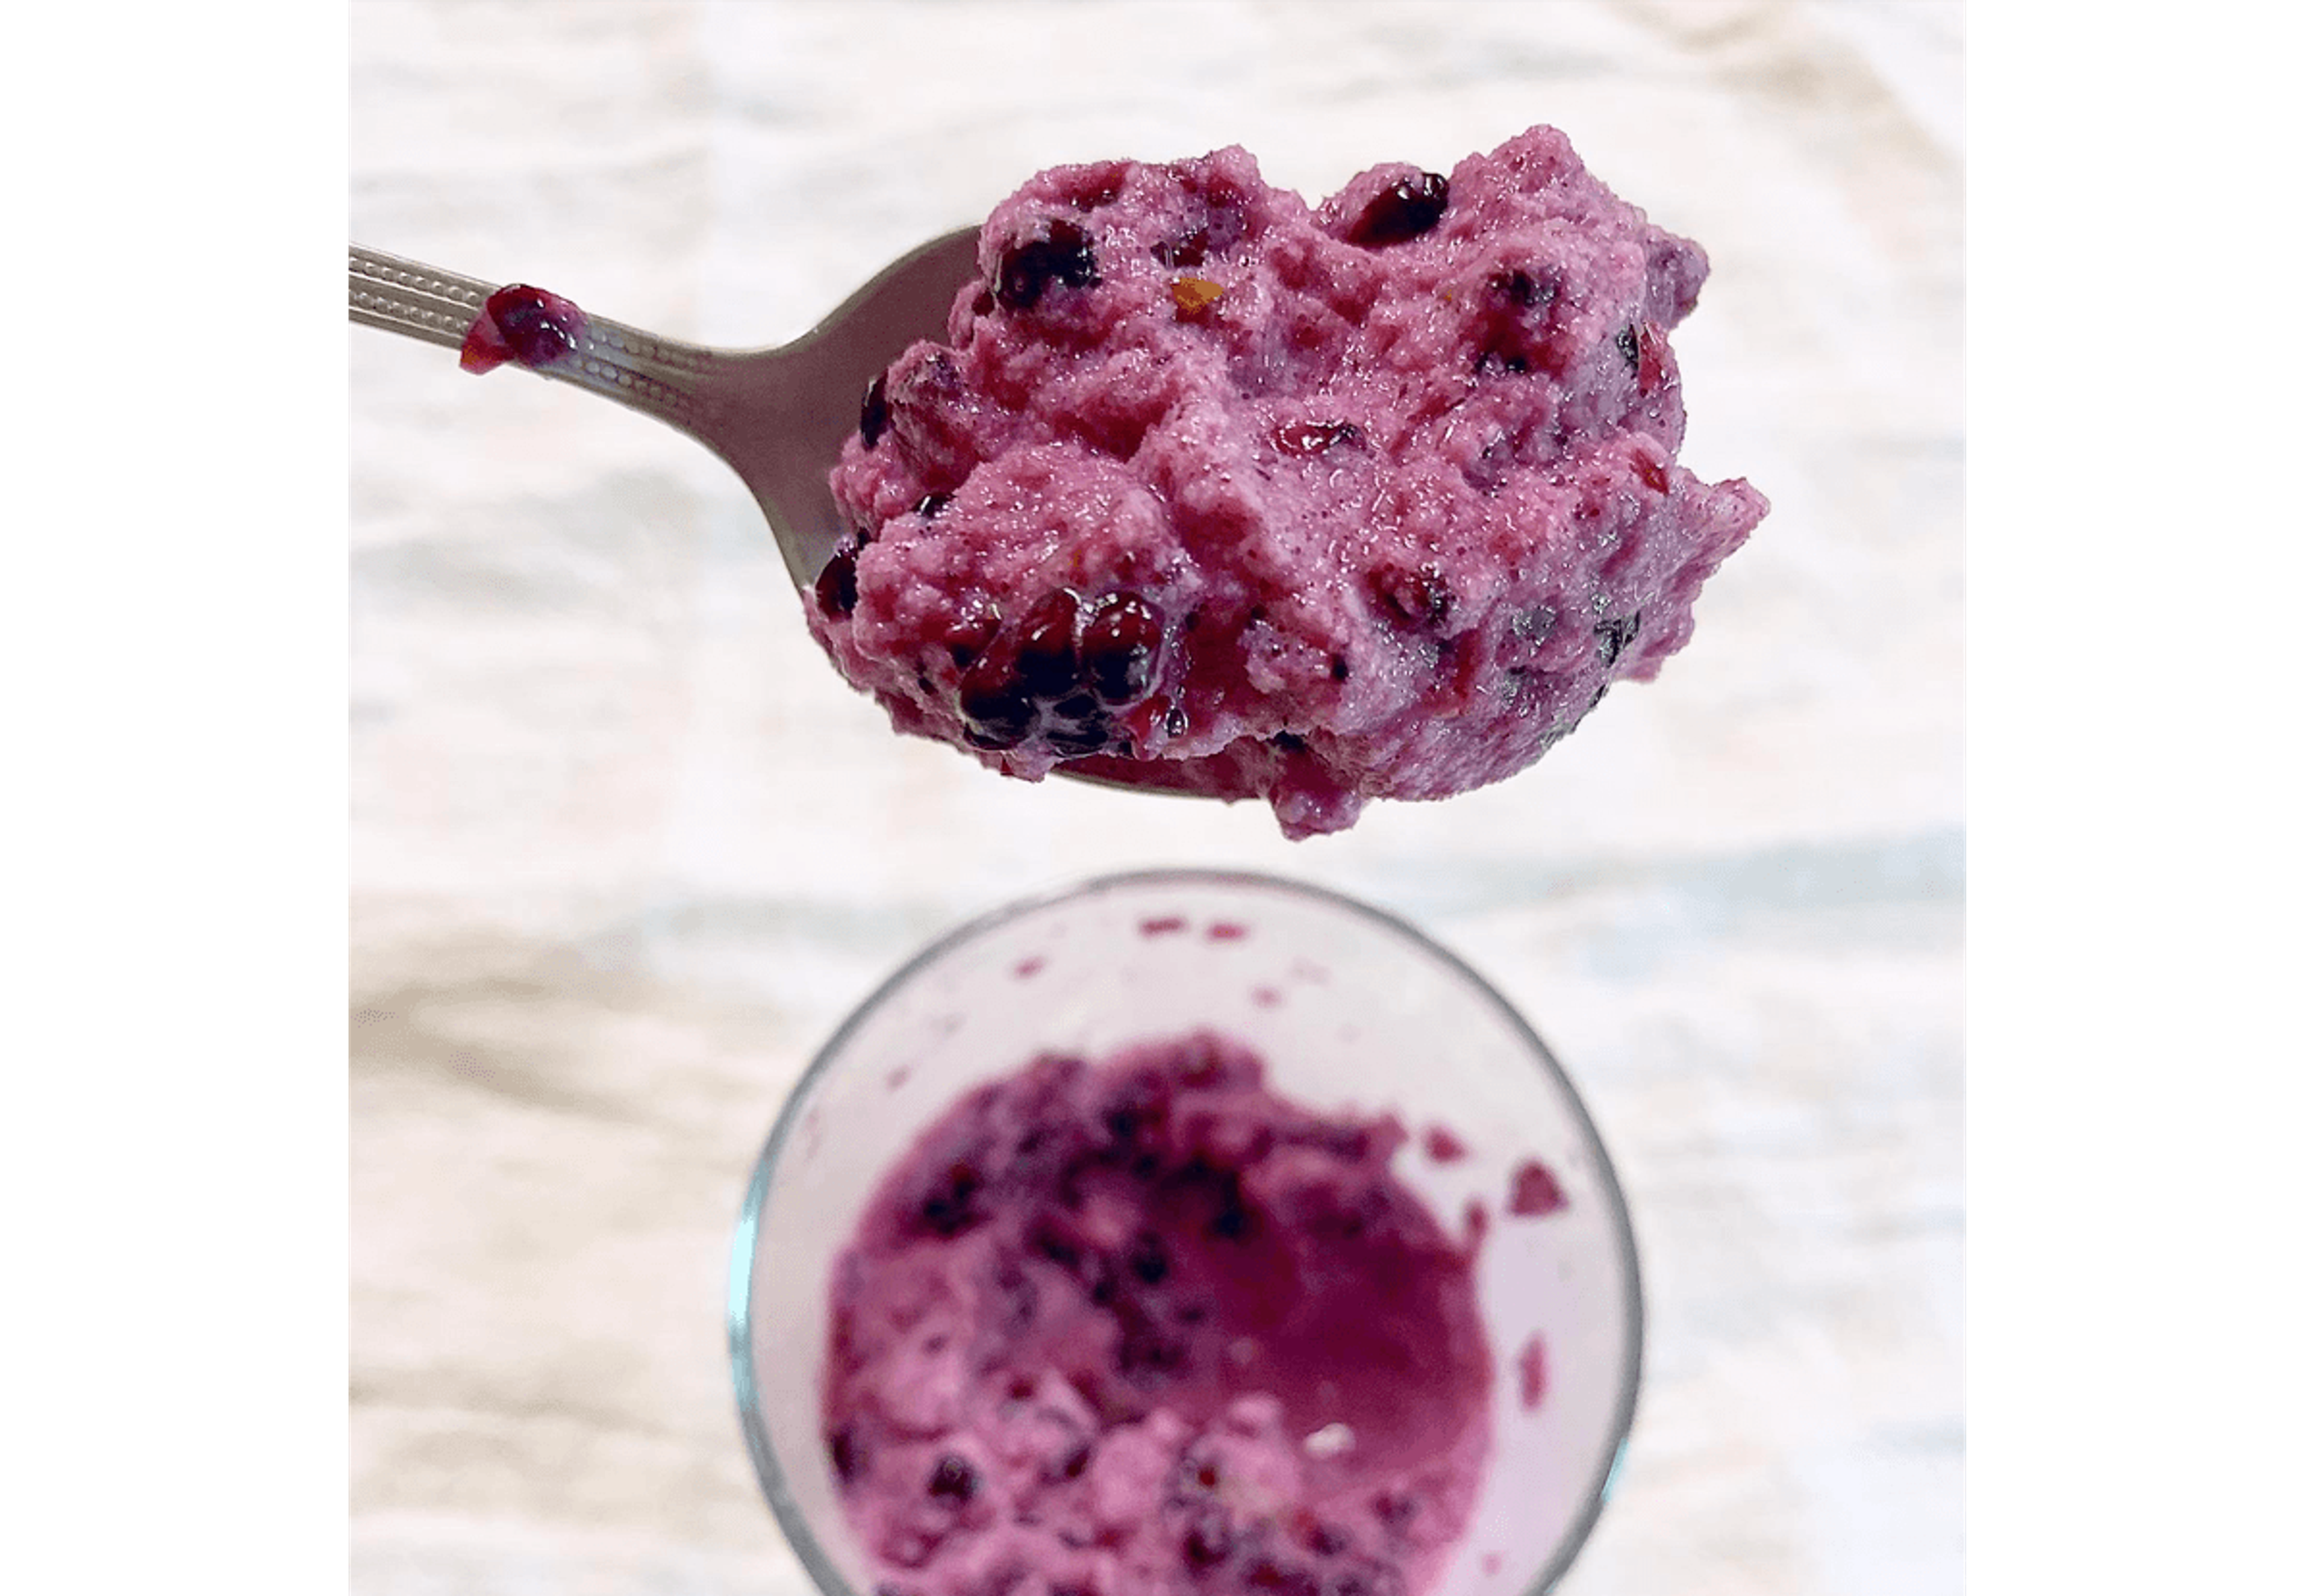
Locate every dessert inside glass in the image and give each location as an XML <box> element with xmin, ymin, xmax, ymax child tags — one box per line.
<box><xmin>730</xmin><ymin>871</ymin><xmax>1642</xmax><ymax>1596</ymax></box>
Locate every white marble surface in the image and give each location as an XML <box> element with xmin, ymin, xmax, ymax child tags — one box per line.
<box><xmin>349</xmin><ymin>4</ymin><xmax>1962</xmax><ymax>1593</ymax></box>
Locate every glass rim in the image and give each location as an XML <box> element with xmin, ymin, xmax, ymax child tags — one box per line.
<box><xmin>726</xmin><ymin>866</ymin><xmax>1645</xmax><ymax>1596</ymax></box>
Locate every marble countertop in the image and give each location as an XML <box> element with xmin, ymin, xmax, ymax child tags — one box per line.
<box><xmin>349</xmin><ymin>4</ymin><xmax>1962</xmax><ymax>1592</ymax></box>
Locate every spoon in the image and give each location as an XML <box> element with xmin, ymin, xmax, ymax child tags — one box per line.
<box><xmin>348</xmin><ymin>232</ymin><xmax>1202</xmax><ymax>800</ymax></box>
<box><xmin>349</xmin><ymin>229</ymin><xmax>976</xmax><ymax>593</ymax></box>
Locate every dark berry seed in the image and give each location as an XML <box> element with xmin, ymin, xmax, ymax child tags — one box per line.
<box><xmin>1593</xmin><ymin>612</ymin><xmax>1641</xmax><ymax>667</ymax></box>
<box><xmin>916</xmin><ymin>492</ymin><xmax>954</xmax><ymax>517</ymax></box>
<box><xmin>960</xmin><ymin>700</ymin><xmax>1035</xmax><ymax>749</ymax></box>
<box><xmin>815</xmin><ymin>546</ymin><xmax>859</xmax><ymax>618</ymax></box>
<box><xmin>942</xmin><ymin>605</ymin><xmax>1002</xmax><ymax>669</ymax></box>
<box><xmin>484</xmin><ymin>285</ymin><xmax>587</xmax><ymax>367</ymax></box>
<box><xmin>1273</xmin><ymin>420</ymin><xmax>1362</xmax><ymax>455</ymax></box>
<box><xmin>1183</xmin><ymin>1506</ymin><xmax>1234</xmax><ymax>1569</ymax></box>
<box><xmin>1615</xmin><ymin>323</ymin><xmax>1641</xmax><ymax>372</ymax></box>
<box><xmin>1330</xmin><ymin>656</ymin><xmax>1350</xmax><ymax>683</ymax></box>
<box><xmin>1047</xmin><ymin>689</ymin><xmax>1103</xmax><ymax>726</ymax></box>
<box><xmin>1014</xmin><ymin>590</ymin><xmax>1085</xmax><ymax>699</ymax></box>
<box><xmin>1127</xmin><ymin>1232</ymin><xmax>1170</xmax><ymax>1285</ymax></box>
<box><xmin>828</xmin><ymin>1423</ymin><xmax>866</xmax><ymax>1484</ymax></box>
<box><xmin>1164</xmin><ymin>704</ymin><xmax>1189</xmax><ymax>737</ymax></box>
<box><xmin>860</xmin><ymin>373</ymin><xmax>890</xmax><ymax>449</ymax></box>
<box><xmin>1110</xmin><ymin>1077</ymin><xmax>1170</xmax><ymax>1138</ymax></box>
<box><xmin>1272</xmin><ymin>732</ymin><xmax>1307</xmax><ymax>753</ymax></box>
<box><xmin>1082</xmin><ymin>591</ymin><xmax>1164</xmax><ymax>704</ymax></box>
<box><xmin>1305</xmin><ymin>1523</ymin><xmax>1349</xmax><ymax>1557</ymax></box>
<box><xmin>919</xmin><ymin>1160</ymin><xmax>984</xmax><ymax>1236</ymax></box>
<box><xmin>997</xmin><ymin>220</ymin><xmax>1101</xmax><ymax>310</ymax></box>
<box><xmin>1346</xmin><ymin>172</ymin><xmax>1449</xmax><ymax>247</ymax></box>
<box><xmin>1492</xmin><ymin>269</ymin><xmax>1553</xmax><ymax>309</ymax></box>
<box><xmin>959</xmin><ymin>646</ymin><xmax>1037</xmax><ymax>746</ymax></box>
<box><xmin>1046</xmin><ymin>720</ymin><xmax>1115</xmax><ymax>758</ymax></box>
<box><xmin>1058</xmin><ymin>1442</ymin><xmax>1093</xmax><ymax>1480</ymax></box>
<box><xmin>927</xmin><ymin>1453</ymin><xmax>979</xmax><ymax>1504</ymax></box>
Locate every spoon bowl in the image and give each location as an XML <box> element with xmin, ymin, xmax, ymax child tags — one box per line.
<box><xmin>351</xmin><ymin>231</ymin><xmax>1167</xmax><ymax>796</ymax></box>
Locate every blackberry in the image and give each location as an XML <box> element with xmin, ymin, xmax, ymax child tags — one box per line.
<box><xmin>959</xmin><ymin>644</ymin><xmax>1038</xmax><ymax>749</ymax></box>
<box><xmin>997</xmin><ymin>220</ymin><xmax>1100</xmax><ymax>310</ymax></box>
<box><xmin>1346</xmin><ymin>173</ymin><xmax>1448</xmax><ymax>247</ymax></box>
<box><xmin>815</xmin><ymin>546</ymin><xmax>859</xmax><ymax>618</ymax></box>
<box><xmin>1081</xmin><ymin>591</ymin><xmax>1164</xmax><ymax>705</ymax></box>
<box><xmin>1013</xmin><ymin>590</ymin><xmax>1086</xmax><ymax>699</ymax></box>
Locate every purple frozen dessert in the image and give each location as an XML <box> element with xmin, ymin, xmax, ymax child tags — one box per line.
<box><xmin>822</xmin><ymin>1032</ymin><xmax>1493</xmax><ymax>1596</ymax></box>
<box><xmin>811</xmin><ymin>126</ymin><xmax>1767</xmax><ymax>836</ymax></box>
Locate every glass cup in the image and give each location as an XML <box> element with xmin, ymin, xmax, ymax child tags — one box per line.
<box><xmin>729</xmin><ymin>869</ymin><xmax>1642</xmax><ymax>1596</ymax></box>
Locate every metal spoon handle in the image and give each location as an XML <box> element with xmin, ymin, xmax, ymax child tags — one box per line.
<box><xmin>346</xmin><ymin>245</ymin><xmax>488</xmax><ymax>349</ymax></box>
<box><xmin>348</xmin><ymin>244</ymin><xmax>731</xmax><ymax>438</ymax></box>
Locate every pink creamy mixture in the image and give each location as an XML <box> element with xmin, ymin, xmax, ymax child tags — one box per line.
<box><xmin>822</xmin><ymin>1033</ymin><xmax>1493</xmax><ymax>1596</ymax></box>
<box><xmin>813</xmin><ymin>127</ymin><xmax>1767</xmax><ymax>837</ymax></box>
